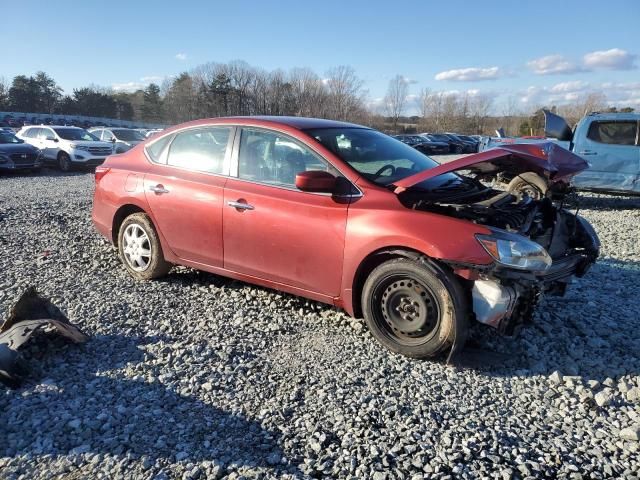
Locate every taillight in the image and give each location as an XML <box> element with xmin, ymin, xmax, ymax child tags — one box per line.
<box><xmin>95</xmin><ymin>166</ymin><xmax>110</xmax><ymax>184</ymax></box>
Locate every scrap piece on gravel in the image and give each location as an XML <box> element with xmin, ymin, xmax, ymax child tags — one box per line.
<box><xmin>0</xmin><ymin>286</ymin><xmax>88</xmax><ymax>387</ymax></box>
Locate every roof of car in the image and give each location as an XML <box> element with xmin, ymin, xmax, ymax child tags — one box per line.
<box><xmin>586</xmin><ymin>112</ymin><xmax>640</xmax><ymax>121</ymax></box>
<box><xmin>25</xmin><ymin>125</ymin><xmax>82</xmax><ymax>129</ymax></box>
<box><xmin>227</xmin><ymin>116</ymin><xmax>367</xmax><ymax>130</ymax></box>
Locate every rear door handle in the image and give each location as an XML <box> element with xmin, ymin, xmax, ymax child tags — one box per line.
<box><xmin>227</xmin><ymin>200</ymin><xmax>254</xmax><ymax>210</ymax></box>
<box><xmin>149</xmin><ymin>184</ymin><xmax>170</xmax><ymax>194</ymax></box>
<box><xmin>579</xmin><ymin>150</ymin><xmax>598</xmax><ymax>155</ymax></box>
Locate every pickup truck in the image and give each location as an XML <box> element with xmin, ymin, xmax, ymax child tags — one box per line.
<box><xmin>481</xmin><ymin>111</ymin><xmax>640</xmax><ymax>196</ymax></box>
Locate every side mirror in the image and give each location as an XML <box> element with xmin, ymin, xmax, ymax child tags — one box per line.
<box><xmin>295</xmin><ymin>170</ymin><xmax>337</xmax><ymax>193</ymax></box>
<box><xmin>46</xmin><ymin>136</ymin><xmax>57</xmax><ymax>142</ymax></box>
<box><xmin>111</xmin><ymin>138</ymin><xmax>116</xmax><ymax>143</ymax></box>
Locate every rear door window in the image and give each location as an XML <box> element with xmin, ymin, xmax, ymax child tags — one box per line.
<box><xmin>587</xmin><ymin>121</ymin><xmax>638</xmax><ymax>145</ymax></box>
<box><xmin>166</xmin><ymin>127</ymin><xmax>232</xmax><ymax>174</ymax></box>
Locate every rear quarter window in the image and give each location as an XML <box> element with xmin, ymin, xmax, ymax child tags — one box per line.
<box><xmin>145</xmin><ymin>134</ymin><xmax>173</xmax><ymax>164</ymax></box>
<box><xmin>587</xmin><ymin>121</ymin><xmax>637</xmax><ymax>145</ymax></box>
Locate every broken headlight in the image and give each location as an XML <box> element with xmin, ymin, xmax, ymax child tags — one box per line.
<box><xmin>476</xmin><ymin>229</ymin><xmax>552</xmax><ymax>272</ymax></box>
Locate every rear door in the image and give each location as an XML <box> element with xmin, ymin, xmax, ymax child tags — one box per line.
<box><xmin>222</xmin><ymin>127</ymin><xmax>349</xmax><ymax>295</ymax></box>
<box><xmin>573</xmin><ymin>119</ymin><xmax>640</xmax><ymax>192</ymax></box>
<box><xmin>143</xmin><ymin>126</ymin><xmax>234</xmax><ymax>267</ymax></box>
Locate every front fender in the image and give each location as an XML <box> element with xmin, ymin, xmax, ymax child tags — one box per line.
<box><xmin>338</xmin><ymin>204</ymin><xmax>493</xmax><ymax>316</ymax></box>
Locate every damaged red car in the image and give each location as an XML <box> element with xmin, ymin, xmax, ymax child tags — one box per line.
<box><xmin>92</xmin><ymin>117</ymin><xmax>600</xmax><ymax>359</ymax></box>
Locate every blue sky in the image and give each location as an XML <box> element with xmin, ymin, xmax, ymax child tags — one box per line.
<box><xmin>2</xmin><ymin>0</ymin><xmax>639</xmax><ymax>112</ymax></box>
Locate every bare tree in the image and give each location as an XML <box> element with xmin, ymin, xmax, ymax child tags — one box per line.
<box><xmin>325</xmin><ymin>66</ymin><xmax>366</xmax><ymax>121</ymax></box>
<box><xmin>384</xmin><ymin>75</ymin><xmax>409</xmax><ymax>132</ymax></box>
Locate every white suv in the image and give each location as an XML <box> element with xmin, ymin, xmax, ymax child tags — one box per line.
<box><xmin>16</xmin><ymin>125</ymin><xmax>114</xmax><ymax>171</ymax></box>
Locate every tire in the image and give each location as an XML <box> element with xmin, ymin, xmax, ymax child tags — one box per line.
<box><xmin>361</xmin><ymin>257</ymin><xmax>468</xmax><ymax>359</ymax></box>
<box><xmin>117</xmin><ymin>213</ymin><xmax>171</xmax><ymax>280</ymax></box>
<box><xmin>58</xmin><ymin>152</ymin><xmax>72</xmax><ymax>172</ymax></box>
<box><xmin>507</xmin><ymin>172</ymin><xmax>549</xmax><ymax>200</ymax></box>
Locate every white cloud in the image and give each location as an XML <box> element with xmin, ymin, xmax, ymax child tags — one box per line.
<box><xmin>526</xmin><ymin>54</ymin><xmax>582</xmax><ymax>75</ymax></box>
<box><xmin>583</xmin><ymin>48</ymin><xmax>636</xmax><ymax>70</ymax></box>
<box><xmin>111</xmin><ymin>75</ymin><xmax>173</xmax><ymax>92</ymax></box>
<box><xmin>175</xmin><ymin>53</ymin><xmax>188</xmax><ymax>61</ymax></box>
<box><xmin>140</xmin><ymin>75</ymin><xmax>165</xmax><ymax>83</ymax></box>
<box><xmin>112</xmin><ymin>81</ymin><xmax>147</xmax><ymax>92</ymax></box>
<box><xmin>549</xmin><ymin>81</ymin><xmax>589</xmax><ymax>93</ymax></box>
<box><xmin>519</xmin><ymin>81</ymin><xmax>640</xmax><ymax>107</ymax></box>
<box><xmin>434</xmin><ymin>66</ymin><xmax>502</xmax><ymax>81</ymax></box>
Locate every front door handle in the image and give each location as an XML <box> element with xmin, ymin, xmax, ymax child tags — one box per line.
<box><xmin>149</xmin><ymin>184</ymin><xmax>170</xmax><ymax>194</ymax></box>
<box><xmin>579</xmin><ymin>150</ymin><xmax>598</xmax><ymax>155</ymax></box>
<box><xmin>227</xmin><ymin>200</ymin><xmax>254</xmax><ymax>211</ymax></box>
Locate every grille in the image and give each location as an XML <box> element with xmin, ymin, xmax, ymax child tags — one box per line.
<box><xmin>10</xmin><ymin>153</ymin><xmax>38</xmax><ymax>165</ymax></box>
<box><xmin>87</xmin><ymin>147</ymin><xmax>112</xmax><ymax>155</ymax></box>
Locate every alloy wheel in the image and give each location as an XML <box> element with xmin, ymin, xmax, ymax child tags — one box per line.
<box><xmin>122</xmin><ymin>223</ymin><xmax>152</xmax><ymax>271</ymax></box>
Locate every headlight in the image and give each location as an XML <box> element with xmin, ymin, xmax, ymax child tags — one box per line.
<box><xmin>476</xmin><ymin>229</ymin><xmax>552</xmax><ymax>272</ymax></box>
<box><xmin>69</xmin><ymin>143</ymin><xmax>78</xmax><ymax>149</ymax></box>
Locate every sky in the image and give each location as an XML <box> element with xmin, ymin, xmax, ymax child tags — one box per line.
<box><xmin>2</xmin><ymin>0</ymin><xmax>639</xmax><ymax>113</ymax></box>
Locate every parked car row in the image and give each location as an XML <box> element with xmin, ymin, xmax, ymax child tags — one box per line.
<box><xmin>393</xmin><ymin>132</ymin><xmax>481</xmax><ymax>155</ymax></box>
<box><xmin>1</xmin><ymin>113</ymin><xmax>164</xmax><ymax>133</ymax></box>
<box><xmin>0</xmin><ymin>125</ymin><xmax>167</xmax><ymax>172</ymax></box>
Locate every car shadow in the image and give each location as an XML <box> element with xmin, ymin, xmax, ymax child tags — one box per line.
<box><xmin>456</xmin><ymin>258</ymin><xmax>640</xmax><ymax>383</ymax></box>
<box><xmin>1</xmin><ymin>334</ymin><xmax>300</xmax><ymax>477</ymax></box>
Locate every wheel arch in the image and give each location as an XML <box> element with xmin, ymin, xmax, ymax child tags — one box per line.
<box><xmin>350</xmin><ymin>246</ymin><xmax>429</xmax><ymax>319</ymax></box>
<box><xmin>111</xmin><ymin>204</ymin><xmax>147</xmax><ymax>245</ymax></box>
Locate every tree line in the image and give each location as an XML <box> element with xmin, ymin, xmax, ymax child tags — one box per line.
<box><xmin>0</xmin><ymin>63</ymin><xmax>635</xmax><ymax>135</ymax></box>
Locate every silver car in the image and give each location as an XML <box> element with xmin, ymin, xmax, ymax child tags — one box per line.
<box><xmin>89</xmin><ymin>127</ymin><xmax>146</xmax><ymax>154</ymax></box>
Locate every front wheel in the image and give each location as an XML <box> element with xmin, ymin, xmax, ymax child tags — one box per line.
<box><xmin>58</xmin><ymin>152</ymin><xmax>72</xmax><ymax>172</ymax></box>
<box><xmin>118</xmin><ymin>213</ymin><xmax>171</xmax><ymax>280</ymax></box>
<box><xmin>507</xmin><ymin>172</ymin><xmax>549</xmax><ymax>200</ymax></box>
<box><xmin>362</xmin><ymin>258</ymin><xmax>468</xmax><ymax>359</ymax></box>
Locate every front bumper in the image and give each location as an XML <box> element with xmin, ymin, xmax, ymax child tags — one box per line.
<box><xmin>0</xmin><ymin>155</ymin><xmax>42</xmax><ymax>170</ymax></box>
<box><xmin>471</xmin><ymin>215</ymin><xmax>600</xmax><ymax>334</ymax></box>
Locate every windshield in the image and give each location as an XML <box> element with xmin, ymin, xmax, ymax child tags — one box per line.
<box><xmin>0</xmin><ymin>131</ymin><xmax>23</xmax><ymax>144</ymax></box>
<box><xmin>305</xmin><ymin>127</ymin><xmax>460</xmax><ymax>188</ymax></box>
<box><xmin>113</xmin><ymin>129</ymin><xmax>145</xmax><ymax>141</ymax></box>
<box><xmin>53</xmin><ymin>128</ymin><xmax>99</xmax><ymax>141</ymax></box>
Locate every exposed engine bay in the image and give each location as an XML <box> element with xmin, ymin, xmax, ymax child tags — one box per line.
<box><xmin>398</xmin><ymin>172</ymin><xmax>600</xmax><ymax>336</ymax></box>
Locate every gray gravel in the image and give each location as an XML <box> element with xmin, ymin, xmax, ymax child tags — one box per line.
<box><xmin>1</xmin><ymin>168</ymin><xmax>639</xmax><ymax>479</ymax></box>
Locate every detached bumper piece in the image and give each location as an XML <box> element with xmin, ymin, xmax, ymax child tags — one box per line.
<box><xmin>0</xmin><ymin>287</ymin><xmax>88</xmax><ymax>387</ymax></box>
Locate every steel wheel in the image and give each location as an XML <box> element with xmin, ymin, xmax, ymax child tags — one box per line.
<box><xmin>122</xmin><ymin>223</ymin><xmax>152</xmax><ymax>272</ymax></box>
<box><xmin>361</xmin><ymin>257</ymin><xmax>468</xmax><ymax>359</ymax></box>
<box><xmin>375</xmin><ymin>275</ymin><xmax>440</xmax><ymax>345</ymax></box>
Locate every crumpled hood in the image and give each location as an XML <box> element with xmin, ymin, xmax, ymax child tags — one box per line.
<box><xmin>393</xmin><ymin>142</ymin><xmax>588</xmax><ymax>193</ymax></box>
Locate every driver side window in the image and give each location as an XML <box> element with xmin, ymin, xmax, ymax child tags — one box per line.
<box><xmin>238</xmin><ymin>128</ymin><xmax>338</xmax><ymax>188</ymax></box>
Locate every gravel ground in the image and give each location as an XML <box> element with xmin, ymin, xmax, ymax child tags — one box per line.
<box><xmin>1</xmin><ymin>167</ymin><xmax>639</xmax><ymax>479</ymax></box>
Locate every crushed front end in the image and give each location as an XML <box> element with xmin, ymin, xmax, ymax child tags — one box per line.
<box><xmin>395</xmin><ymin>143</ymin><xmax>600</xmax><ymax>336</ymax></box>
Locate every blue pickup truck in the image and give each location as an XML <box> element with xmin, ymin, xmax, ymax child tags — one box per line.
<box><xmin>482</xmin><ymin>111</ymin><xmax>640</xmax><ymax>195</ymax></box>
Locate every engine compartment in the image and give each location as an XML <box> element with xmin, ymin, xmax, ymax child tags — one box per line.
<box><xmin>398</xmin><ymin>177</ymin><xmax>584</xmax><ymax>259</ymax></box>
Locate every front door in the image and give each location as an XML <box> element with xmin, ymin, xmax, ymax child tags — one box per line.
<box><xmin>143</xmin><ymin>126</ymin><xmax>234</xmax><ymax>267</ymax></box>
<box><xmin>573</xmin><ymin>120</ymin><xmax>640</xmax><ymax>192</ymax></box>
<box><xmin>223</xmin><ymin>127</ymin><xmax>349</xmax><ymax>296</ymax></box>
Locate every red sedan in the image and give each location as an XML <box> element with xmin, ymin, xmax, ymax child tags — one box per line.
<box><xmin>92</xmin><ymin>117</ymin><xmax>599</xmax><ymax>359</ymax></box>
